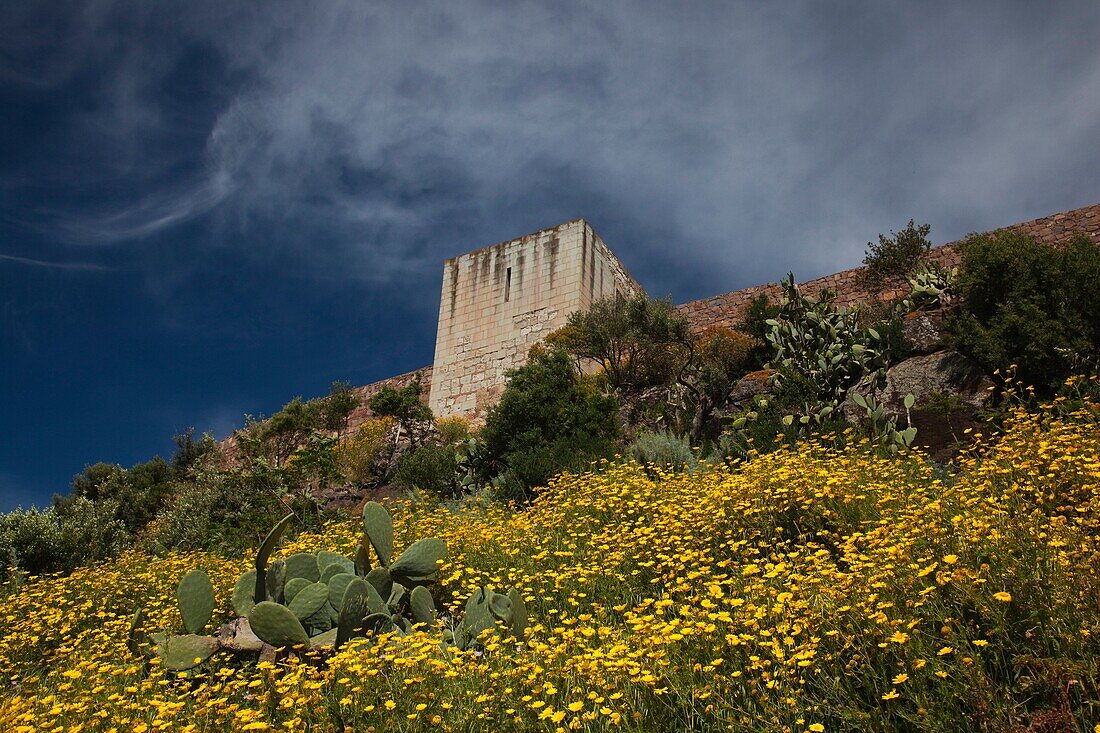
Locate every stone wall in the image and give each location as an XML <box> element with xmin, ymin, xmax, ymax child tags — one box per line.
<box><xmin>341</xmin><ymin>201</ymin><xmax>1100</xmax><ymax>424</ymax></box>
<box><xmin>676</xmin><ymin>201</ymin><xmax>1100</xmax><ymax>332</ymax></box>
<box><xmin>427</xmin><ymin>219</ymin><xmax>640</xmax><ymax>418</ymax></box>
<box><xmin>344</xmin><ymin>367</ymin><xmax>433</xmax><ymax>434</ymax></box>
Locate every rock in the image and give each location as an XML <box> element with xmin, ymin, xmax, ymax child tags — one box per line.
<box><xmin>844</xmin><ymin>350</ymin><xmax>994</xmax><ymax>461</ymax></box>
<box><xmin>902</xmin><ymin>308</ymin><xmax>947</xmax><ymax>355</ymax></box>
<box><xmin>728</xmin><ymin>369</ymin><xmax>774</xmax><ymax>406</ymax></box>
<box><xmin>214</xmin><ymin>617</ymin><xmax>265</xmax><ymax>653</ymax></box>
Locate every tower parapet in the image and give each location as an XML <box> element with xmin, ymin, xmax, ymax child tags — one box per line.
<box><xmin>428</xmin><ymin>219</ymin><xmax>642</xmax><ymax>418</ymax></box>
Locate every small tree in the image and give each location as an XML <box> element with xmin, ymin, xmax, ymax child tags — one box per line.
<box><xmin>319</xmin><ymin>381</ymin><xmax>361</xmax><ymax>436</ymax></box>
<box><xmin>368</xmin><ymin>374</ymin><xmax>433</xmax><ymax>447</ymax></box>
<box><xmin>236</xmin><ymin>397</ymin><xmax>322</xmax><ymax>467</ymax></box>
<box><xmin>860</xmin><ymin>220</ymin><xmax>933</xmax><ymax>289</ymax></box>
<box><xmin>551</xmin><ymin>293</ymin><xmax>693</xmax><ymax>393</ymax></box>
<box><xmin>680</xmin><ymin>327</ymin><xmax>757</xmax><ymax>441</ymax></box>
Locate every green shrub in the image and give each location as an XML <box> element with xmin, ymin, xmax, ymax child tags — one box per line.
<box><xmin>629</xmin><ymin>430</ymin><xmax>697</xmax><ymax>472</ymax></box>
<box><xmin>742</xmin><ymin>294</ymin><xmax>781</xmax><ymax>370</ymax></box>
<box><xmin>474</xmin><ymin>348</ymin><xmax>619</xmax><ymax>502</ymax></box>
<box><xmin>395</xmin><ymin>443</ymin><xmax>461</xmax><ymax>498</ymax></box>
<box><xmin>549</xmin><ymin>293</ymin><xmax>692</xmax><ymax>393</ymax></box>
<box><xmin>949</xmin><ymin>231</ymin><xmax>1100</xmax><ymax>392</ymax></box>
<box><xmin>434</xmin><ymin>416</ymin><xmax>471</xmax><ymax>446</ymax></box>
<box><xmin>334</xmin><ymin>417</ymin><xmax>396</xmax><ymax>486</ymax></box>
<box><xmin>368</xmin><ymin>375</ymin><xmax>433</xmax><ymax>446</ymax></box>
<box><xmin>149</xmin><ymin>464</ymin><xmax>322</xmax><ymax>553</ymax></box>
<box><xmin>0</xmin><ymin>498</ymin><xmax>129</xmax><ymax>578</ymax></box>
<box><xmin>57</xmin><ymin>458</ymin><xmax>174</xmax><ymax>534</ymax></box>
<box><xmin>859</xmin><ymin>219</ymin><xmax>933</xmax><ymax>289</ymax></box>
<box><xmin>491</xmin><ymin>431</ymin><xmax>612</xmax><ymax>503</ymax></box>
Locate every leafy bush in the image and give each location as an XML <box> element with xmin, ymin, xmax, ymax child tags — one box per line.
<box><xmin>741</xmin><ymin>293</ymin><xmax>781</xmax><ymax>369</ymax></box>
<box><xmin>628</xmin><ymin>430</ymin><xmax>697</xmax><ymax>472</ymax></box>
<box><xmin>859</xmin><ymin>219</ymin><xmax>933</xmax><ymax>289</ymax></box>
<box><xmin>368</xmin><ymin>375</ymin><xmax>433</xmax><ymax>446</ymax></box>
<box><xmin>474</xmin><ymin>348</ymin><xmax>619</xmax><ymax>501</ymax></box>
<box><xmin>949</xmin><ymin>231</ymin><xmax>1100</xmax><ymax>391</ymax></box>
<box><xmin>236</xmin><ymin>397</ymin><xmax>322</xmax><ymax>467</ymax></box>
<box><xmin>680</xmin><ymin>327</ymin><xmax>758</xmax><ymax>440</ymax></box>
<box><xmin>721</xmin><ymin>367</ymin><xmax>847</xmax><ymax>459</ymax></box>
<box><xmin>394</xmin><ymin>443</ymin><xmax>461</xmax><ymax>498</ymax></box>
<box><xmin>334</xmin><ymin>417</ymin><xmax>396</xmax><ymax>487</ymax></box>
<box><xmin>149</xmin><ymin>463</ymin><xmax>322</xmax><ymax>553</ymax></box>
<box><xmin>0</xmin><ymin>498</ymin><xmax>129</xmax><ymax>578</ymax></box>
<box><xmin>549</xmin><ymin>293</ymin><xmax>692</xmax><ymax>393</ymax></box>
<box><xmin>235</xmin><ymin>382</ymin><xmax>361</xmax><ymax>467</ymax></box>
<box><xmin>434</xmin><ymin>415</ymin><xmax>470</xmax><ymax>446</ymax></box>
<box><xmin>56</xmin><ymin>458</ymin><xmax>175</xmax><ymax>534</ymax></box>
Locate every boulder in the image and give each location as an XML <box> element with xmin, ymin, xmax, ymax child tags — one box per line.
<box><xmin>901</xmin><ymin>308</ymin><xmax>947</xmax><ymax>355</ymax></box>
<box><xmin>728</xmin><ymin>369</ymin><xmax>774</xmax><ymax>407</ymax></box>
<box><xmin>213</xmin><ymin>617</ymin><xmax>264</xmax><ymax>653</ymax></box>
<box><xmin>844</xmin><ymin>350</ymin><xmax>994</xmax><ymax>461</ymax></box>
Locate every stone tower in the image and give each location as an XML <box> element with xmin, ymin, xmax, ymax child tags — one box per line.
<box><xmin>428</xmin><ymin>218</ymin><xmax>642</xmax><ymax>418</ymax></box>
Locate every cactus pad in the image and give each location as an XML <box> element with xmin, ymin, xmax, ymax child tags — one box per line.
<box><xmin>327</xmin><ymin>573</ymin><xmax>356</xmax><ymax>609</ymax></box>
<box><xmin>287</xmin><ymin>582</ymin><xmax>329</xmax><ymax>621</ymax></box>
<box><xmin>254</xmin><ymin>513</ymin><xmax>295</xmax><ymax>604</ymax></box>
<box><xmin>409</xmin><ymin>585</ymin><xmax>436</xmax><ymax>626</ymax></box>
<box><xmin>317</xmin><ymin>551</ymin><xmax>354</xmax><ymax>576</ymax></box>
<box><xmin>284</xmin><ymin>576</ymin><xmax>312</xmax><ymax>605</ymax></box>
<box><xmin>160</xmin><ymin>634</ymin><xmax>218</xmax><ymax>671</ymax></box>
<box><xmin>177</xmin><ymin>570</ymin><xmax>215</xmax><ymax>635</ymax></box>
<box><xmin>507</xmin><ymin>588</ymin><xmax>528</xmax><ymax>639</ymax></box>
<box><xmin>390</xmin><ymin>538</ymin><xmax>446</xmax><ymax>580</ymax></box>
<box><xmin>232</xmin><ymin>570</ymin><xmax>257</xmax><ymax>617</ymax></box>
<box><xmin>365</xmin><ymin>567</ymin><xmax>392</xmax><ymax>600</ymax></box>
<box><xmin>361</xmin><ymin>501</ymin><xmax>393</xmax><ymax>566</ymax></box>
<box><xmin>248</xmin><ymin>601</ymin><xmax>310</xmax><ymax>647</ymax></box>
<box><xmin>284</xmin><ymin>552</ymin><xmax>320</xmax><ymax>582</ymax></box>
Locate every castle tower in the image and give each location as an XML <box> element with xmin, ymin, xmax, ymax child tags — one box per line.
<box><xmin>428</xmin><ymin>218</ymin><xmax>642</xmax><ymax>418</ymax></box>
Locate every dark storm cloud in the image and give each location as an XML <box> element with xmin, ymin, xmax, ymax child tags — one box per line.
<box><xmin>2</xmin><ymin>1</ymin><xmax>1100</xmax><ymax>509</ymax></box>
<box><xmin>5</xmin><ymin>1</ymin><xmax>1098</xmax><ymax>294</ymax></box>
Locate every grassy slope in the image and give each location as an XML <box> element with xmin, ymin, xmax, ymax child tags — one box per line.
<box><xmin>2</xmin><ymin>392</ymin><xmax>1099</xmax><ymax>732</ymax></box>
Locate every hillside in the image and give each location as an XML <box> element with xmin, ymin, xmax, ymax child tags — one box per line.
<box><xmin>3</xmin><ymin>385</ymin><xmax>1098</xmax><ymax>731</ymax></box>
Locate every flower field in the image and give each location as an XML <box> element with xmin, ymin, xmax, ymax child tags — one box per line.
<box><xmin>3</xmin><ymin>395</ymin><xmax>1099</xmax><ymax>731</ymax></box>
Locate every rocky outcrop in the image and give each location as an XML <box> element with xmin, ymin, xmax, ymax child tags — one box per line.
<box><xmin>844</xmin><ymin>350</ymin><xmax>994</xmax><ymax>461</ymax></box>
<box><xmin>728</xmin><ymin>369</ymin><xmax>774</xmax><ymax>407</ymax></box>
<box><xmin>902</xmin><ymin>308</ymin><xmax>947</xmax><ymax>356</ymax></box>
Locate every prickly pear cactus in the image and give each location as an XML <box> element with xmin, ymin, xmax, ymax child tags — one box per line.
<box><xmin>232</xmin><ymin>570</ymin><xmax>257</xmax><ymax>617</ymax></box>
<box><xmin>177</xmin><ymin>569</ymin><xmax>215</xmax><ymax>635</ymax></box>
<box><xmin>160</xmin><ymin>633</ymin><xmax>218</xmax><ymax>671</ymax></box>
<box><xmin>249</xmin><ymin>601</ymin><xmax>310</xmax><ymax>647</ymax></box>
<box><xmin>390</xmin><ymin>538</ymin><xmax>445</xmax><ymax>582</ymax></box>
<box><xmin>144</xmin><ymin>501</ymin><xmax>459</xmax><ymax>667</ymax></box>
<box><xmin>452</xmin><ymin>586</ymin><xmax>529</xmax><ymax>650</ymax></box>
<box><xmin>361</xmin><ymin>501</ymin><xmax>393</xmax><ymax>566</ymax></box>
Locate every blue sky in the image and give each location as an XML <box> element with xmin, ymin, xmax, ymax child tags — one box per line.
<box><xmin>3</xmin><ymin>1</ymin><xmax>1100</xmax><ymax>510</ymax></box>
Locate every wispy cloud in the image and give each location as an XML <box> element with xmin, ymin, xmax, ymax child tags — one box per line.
<box><xmin>0</xmin><ymin>253</ymin><xmax>112</xmax><ymax>271</ymax></box>
<box><xmin>2</xmin><ymin>1</ymin><xmax>1100</xmax><ymax>297</ymax></box>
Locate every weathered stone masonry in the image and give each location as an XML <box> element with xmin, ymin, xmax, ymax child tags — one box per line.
<box><xmin>340</xmin><ymin>201</ymin><xmax>1100</xmax><ymax>430</ymax></box>
<box><xmin>675</xmin><ymin>201</ymin><xmax>1100</xmax><ymax>332</ymax></box>
<box><xmin>428</xmin><ymin>219</ymin><xmax>642</xmax><ymax>418</ymax></box>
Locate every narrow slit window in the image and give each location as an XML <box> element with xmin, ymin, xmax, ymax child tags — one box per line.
<box><xmin>504</xmin><ymin>267</ymin><xmax>512</xmax><ymax>302</ymax></box>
